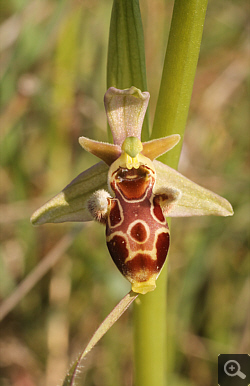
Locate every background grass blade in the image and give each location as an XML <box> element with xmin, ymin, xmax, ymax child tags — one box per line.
<box><xmin>62</xmin><ymin>291</ymin><xmax>138</xmax><ymax>386</ymax></box>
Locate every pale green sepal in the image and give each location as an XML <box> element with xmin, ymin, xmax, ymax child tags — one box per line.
<box><xmin>79</xmin><ymin>136</ymin><xmax>121</xmax><ymax>165</ymax></box>
<box><xmin>31</xmin><ymin>162</ymin><xmax>109</xmax><ymax>225</ymax></box>
<box><xmin>154</xmin><ymin>160</ymin><xmax>233</xmax><ymax>217</ymax></box>
<box><xmin>104</xmin><ymin>87</ymin><xmax>150</xmax><ymax>146</ymax></box>
<box><xmin>142</xmin><ymin>134</ymin><xmax>181</xmax><ymax>160</ymax></box>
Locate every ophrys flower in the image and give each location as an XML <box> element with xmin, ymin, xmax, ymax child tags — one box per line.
<box><xmin>31</xmin><ymin>87</ymin><xmax>233</xmax><ymax>294</ymax></box>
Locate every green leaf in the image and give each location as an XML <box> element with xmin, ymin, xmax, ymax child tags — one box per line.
<box><xmin>107</xmin><ymin>0</ymin><xmax>149</xmax><ymax>142</ymax></box>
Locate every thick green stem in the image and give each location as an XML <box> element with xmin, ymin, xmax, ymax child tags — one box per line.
<box><xmin>134</xmin><ymin>1</ymin><xmax>208</xmax><ymax>386</ymax></box>
<box><xmin>152</xmin><ymin>0</ymin><xmax>208</xmax><ymax>168</ymax></box>
<box><xmin>133</xmin><ymin>265</ymin><xmax>168</xmax><ymax>386</ymax></box>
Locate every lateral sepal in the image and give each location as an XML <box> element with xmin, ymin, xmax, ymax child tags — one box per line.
<box><xmin>154</xmin><ymin>160</ymin><xmax>233</xmax><ymax>217</ymax></box>
<box><xmin>31</xmin><ymin>162</ymin><xmax>109</xmax><ymax>225</ymax></box>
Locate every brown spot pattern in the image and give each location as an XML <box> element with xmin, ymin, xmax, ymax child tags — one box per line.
<box><xmin>125</xmin><ymin>253</ymin><xmax>157</xmax><ymax>282</ymax></box>
<box><xmin>109</xmin><ymin>199</ymin><xmax>121</xmax><ymax>227</ymax></box>
<box><xmin>107</xmin><ymin>235</ymin><xmax>128</xmax><ymax>274</ymax></box>
<box><xmin>156</xmin><ymin>232</ymin><xmax>170</xmax><ymax>268</ymax></box>
<box><xmin>114</xmin><ymin>166</ymin><xmax>153</xmax><ymax>200</ymax></box>
<box><xmin>130</xmin><ymin>222</ymin><xmax>147</xmax><ymax>242</ymax></box>
<box><xmin>153</xmin><ymin>196</ymin><xmax>165</xmax><ymax>222</ymax></box>
<box><xmin>118</xmin><ymin>178</ymin><xmax>150</xmax><ymax>200</ymax></box>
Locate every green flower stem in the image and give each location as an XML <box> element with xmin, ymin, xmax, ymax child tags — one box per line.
<box><xmin>133</xmin><ymin>266</ymin><xmax>168</xmax><ymax>386</ymax></box>
<box><xmin>107</xmin><ymin>0</ymin><xmax>208</xmax><ymax>385</ymax></box>
<box><xmin>134</xmin><ymin>1</ymin><xmax>208</xmax><ymax>386</ymax></box>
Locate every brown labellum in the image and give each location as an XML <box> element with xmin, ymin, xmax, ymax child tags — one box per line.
<box><xmin>106</xmin><ymin>161</ymin><xmax>170</xmax><ymax>294</ymax></box>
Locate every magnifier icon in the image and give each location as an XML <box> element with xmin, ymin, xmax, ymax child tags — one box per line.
<box><xmin>224</xmin><ymin>360</ymin><xmax>246</xmax><ymax>379</ymax></box>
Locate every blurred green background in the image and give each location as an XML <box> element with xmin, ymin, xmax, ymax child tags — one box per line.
<box><xmin>0</xmin><ymin>0</ymin><xmax>249</xmax><ymax>385</ymax></box>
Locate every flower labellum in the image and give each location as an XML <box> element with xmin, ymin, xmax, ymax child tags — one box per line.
<box><xmin>31</xmin><ymin>87</ymin><xmax>233</xmax><ymax>294</ymax></box>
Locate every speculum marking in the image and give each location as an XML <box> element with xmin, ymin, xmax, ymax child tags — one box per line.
<box><xmin>128</xmin><ymin>220</ymin><xmax>149</xmax><ymax>243</ymax></box>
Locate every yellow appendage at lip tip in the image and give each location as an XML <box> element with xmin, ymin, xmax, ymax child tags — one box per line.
<box><xmin>131</xmin><ymin>277</ymin><xmax>157</xmax><ymax>295</ymax></box>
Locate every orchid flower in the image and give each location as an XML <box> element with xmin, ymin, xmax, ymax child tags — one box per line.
<box><xmin>31</xmin><ymin>87</ymin><xmax>233</xmax><ymax>295</ymax></box>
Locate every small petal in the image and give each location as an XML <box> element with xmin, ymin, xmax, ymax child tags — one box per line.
<box><xmin>142</xmin><ymin>134</ymin><xmax>181</xmax><ymax>160</ymax></box>
<box><xmin>153</xmin><ymin>160</ymin><xmax>233</xmax><ymax>217</ymax></box>
<box><xmin>79</xmin><ymin>136</ymin><xmax>121</xmax><ymax>165</ymax></box>
<box><xmin>104</xmin><ymin>87</ymin><xmax>150</xmax><ymax>145</ymax></box>
<box><xmin>31</xmin><ymin>162</ymin><xmax>109</xmax><ymax>225</ymax></box>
